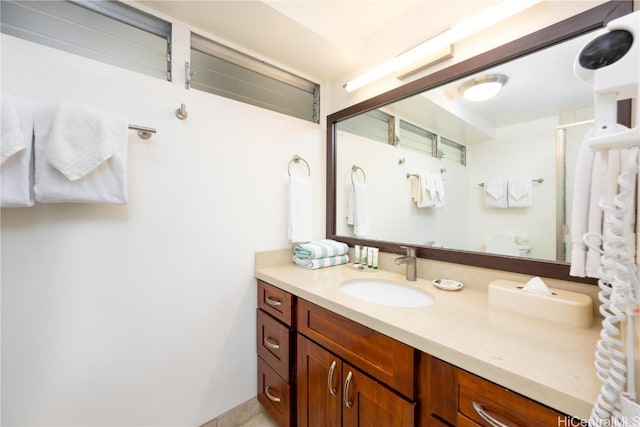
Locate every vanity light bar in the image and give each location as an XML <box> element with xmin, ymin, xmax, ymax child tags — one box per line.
<box><xmin>343</xmin><ymin>0</ymin><xmax>541</xmax><ymax>92</ymax></box>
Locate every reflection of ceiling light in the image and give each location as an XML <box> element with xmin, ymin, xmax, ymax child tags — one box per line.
<box><xmin>343</xmin><ymin>0</ymin><xmax>540</xmax><ymax>92</ymax></box>
<box><xmin>459</xmin><ymin>74</ymin><xmax>508</xmax><ymax>101</ymax></box>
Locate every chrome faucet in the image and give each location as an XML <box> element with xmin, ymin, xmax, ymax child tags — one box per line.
<box><xmin>394</xmin><ymin>246</ymin><xmax>417</xmax><ymax>281</ymax></box>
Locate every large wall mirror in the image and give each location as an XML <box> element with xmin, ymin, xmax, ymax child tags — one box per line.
<box><xmin>327</xmin><ymin>1</ymin><xmax>633</xmax><ymax>283</ymax></box>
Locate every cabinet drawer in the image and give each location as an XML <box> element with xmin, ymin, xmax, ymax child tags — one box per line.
<box><xmin>297</xmin><ymin>299</ymin><xmax>415</xmax><ymax>399</ymax></box>
<box><xmin>258</xmin><ymin>356</ymin><xmax>291</xmax><ymax>427</ymax></box>
<box><xmin>258</xmin><ymin>280</ymin><xmax>294</xmax><ymax>326</ymax></box>
<box><xmin>458</xmin><ymin>369</ymin><xmax>562</xmax><ymax>427</ymax></box>
<box><xmin>257</xmin><ymin>309</ymin><xmax>292</xmax><ymax>382</ymax></box>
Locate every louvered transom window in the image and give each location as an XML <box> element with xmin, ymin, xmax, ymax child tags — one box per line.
<box><xmin>439</xmin><ymin>136</ymin><xmax>467</xmax><ymax>165</ymax></box>
<box><xmin>398</xmin><ymin>120</ymin><xmax>437</xmax><ymax>156</ymax></box>
<box><xmin>0</xmin><ymin>0</ymin><xmax>171</xmax><ymax>80</ymax></box>
<box><xmin>336</xmin><ymin>110</ymin><xmax>392</xmax><ymax>144</ymax></box>
<box><xmin>190</xmin><ymin>33</ymin><xmax>320</xmax><ymax>124</ymax></box>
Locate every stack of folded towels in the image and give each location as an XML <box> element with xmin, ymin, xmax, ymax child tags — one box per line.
<box><xmin>293</xmin><ymin>239</ymin><xmax>349</xmax><ymax>270</ymax></box>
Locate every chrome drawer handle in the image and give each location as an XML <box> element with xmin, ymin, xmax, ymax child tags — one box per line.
<box><xmin>265</xmin><ymin>296</ymin><xmax>282</xmax><ymax>307</ymax></box>
<box><xmin>472</xmin><ymin>401</ymin><xmax>510</xmax><ymax>427</ymax></box>
<box><xmin>327</xmin><ymin>360</ymin><xmax>337</xmax><ymax>396</ymax></box>
<box><xmin>265</xmin><ymin>385</ymin><xmax>281</xmax><ymax>403</ymax></box>
<box><xmin>343</xmin><ymin>371</ymin><xmax>353</xmax><ymax>408</ymax></box>
<box><xmin>263</xmin><ymin>337</ymin><xmax>280</xmax><ymax>350</ymax></box>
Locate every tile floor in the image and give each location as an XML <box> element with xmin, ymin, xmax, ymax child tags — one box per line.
<box><xmin>236</xmin><ymin>411</ymin><xmax>278</xmax><ymax>427</ymax></box>
<box><xmin>202</xmin><ymin>398</ymin><xmax>278</xmax><ymax>427</ymax></box>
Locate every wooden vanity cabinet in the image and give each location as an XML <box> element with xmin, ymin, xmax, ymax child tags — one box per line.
<box><xmin>257</xmin><ymin>280</ymin><xmax>296</xmax><ymax>427</ymax></box>
<box><xmin>296</xmin><ymin>299</ymin><xmax>416</xmax><ymax>427</ymax></box>
<box><xmin>256</xmin><ymin>279</ymin><xmax>573</xmax><ymax>427</ymax></box>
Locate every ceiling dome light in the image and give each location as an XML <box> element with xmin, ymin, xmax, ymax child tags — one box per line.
<box><xmin>459</xmin><ymin>74</ymin><xmax>508</xmax><ymax>102</ymax></box>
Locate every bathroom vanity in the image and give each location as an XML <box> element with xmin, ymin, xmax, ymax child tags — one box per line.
<box><xmin>255</xmin><ymin>251</ymin><xmax>599</xmax><ymax>426</ymax></box>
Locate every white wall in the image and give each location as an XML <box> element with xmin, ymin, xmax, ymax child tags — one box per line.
<box><xmin>336</xmin><ymin>131</ymin><xmax>469</xmax><ymax>247</ymax></box>
<box><xmin>1</xmin><ymin>33</ymin><xmax>325</xmax><ymax>426</ymax></box>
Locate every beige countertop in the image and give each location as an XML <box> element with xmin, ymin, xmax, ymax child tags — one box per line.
<box><xmin>255</xmin><ymin>249</ymin><xmax>602</xmax><ymax>421</ymax></box>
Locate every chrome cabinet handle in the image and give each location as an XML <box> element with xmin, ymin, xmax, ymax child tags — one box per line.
<box><xmin>327</xmin><ymin>360</ymin><xmax>337</xmax><ymax>396</ymax></box>
<box><xmin>265</xmin><ymin>385</ymin><xmax>281</xmax><ymax>403</ymax></box>
<box><xmin>265</xmin><ymin>296</ymin><xmax>282</xmax><ymax>307</ymax></box>
<box><xmin>472</xmin><ymin>401</ymin><xmax>510</xmax><ymax>427</ymax></box>
<box><xmin>343</xmin><ymin>371</ymin><xmax>353</xmax><ymax>408</ymax></box>
<box><xmin>263</xmin><ymin>337</ymin><xmax>280</xmax><ymax>350</ymax></box>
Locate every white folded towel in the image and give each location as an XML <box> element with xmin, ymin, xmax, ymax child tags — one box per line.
<box><xmin>484</xmin><ymin>180</ymin><xmax>508</xmax><ymax>208</ymax></box>
<box><xmin>33</xmin><ymin>102</ymin><xmax>128</xmax><ymax>204</ymax></box>
<box><xmin>1</xmin><ymin>95</ymin><xmax>27</xmax><ymax>163</ymax></box>
<box><xmin>346</xmin><ymin>182</ymin><xmax>369</xmax><ymax>236</ymax></box>
<box><xmin>507</xmin><ymin>178</ymin><xmax>532</xmax><ymax>207</ymax></box>
<box><xmin>288</xmin><ymin>175</ymin><xmax>312</xmax><ymax>243</ymax></box>
<box><xmin>48</xmin><ymin>102</ymin><xmax>115</xmax><ymax>180</ymax></box>
<box><xmin>1</xmin><ymin>96</ymin><xmax>34</xmax><ymax>207</ymax></box>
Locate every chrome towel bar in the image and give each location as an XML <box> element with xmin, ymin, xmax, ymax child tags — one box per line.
<box><xmin>478</xmin><ymin>178</ymin><xmax>544</xmax><ymax>187</ymax></box>
<box><xmin>128</xmin><ymin>124</ymin><xmax>156</xmax><ymax>140</ymax></box>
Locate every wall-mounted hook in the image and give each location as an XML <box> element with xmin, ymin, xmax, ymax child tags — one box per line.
<box><xmin>398</xmin><ymin>157</ymin><xmax>405</xmax><ymax>165</ymax></box>
<box><xmin>175</xmin><ymin>103</ymin><xmax>188</xmax><ymax>120</ymax></box>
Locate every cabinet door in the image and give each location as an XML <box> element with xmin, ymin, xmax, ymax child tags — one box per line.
<box><xmin>296</xmin><ymin>335</ymin><xmax>342</xmax><ymax>427</ymax></box>
<box><xmin>297</xmin><ymin>334</ymin><xmax>342</xmax><ymax>427</ymax></box>
<box><xmin>427</xmin><ymin>355</ymin><xmax>457</xmax><ymax>425</ymax></box>
<box><xmin>342</xmin><ymin>362</ymin><xmax>415</xmax><ymax>427</ymax></box>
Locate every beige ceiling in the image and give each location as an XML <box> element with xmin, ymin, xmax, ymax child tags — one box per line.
<box><xmin>139</xmin><ymin>0</ymin><xmax>499</xmax><ymax>83</ymax></box>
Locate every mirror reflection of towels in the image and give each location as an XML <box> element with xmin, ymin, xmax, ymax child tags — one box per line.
<box><xmin>346</xmin><ymin>182</ymin><xmax>369</xmax><ymax>236</ymax></box>
<box><xmin>508</xmin><ymin>179</ymin><xmax>532</xmax><ymax>207</ymax></box>
<box><xmin>484</xmin><ymin>180</ymin><xmax>508</xmax><ymax>208</ymax></box>
<box><xmin>410</xmin><ymin>173</ymin><xmax>444</xmax><ymax>208</ymax></box>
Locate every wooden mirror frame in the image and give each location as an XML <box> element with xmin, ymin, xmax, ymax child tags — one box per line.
<box><xmin>326</xmin><ymin>1</ymin><xmax>633</xmax><ymax>284</ymax></box>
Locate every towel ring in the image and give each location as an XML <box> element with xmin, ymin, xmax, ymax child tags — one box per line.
<box><xmin>351</xmin><ymin>165</ymin><xmax>366</xmax><ymax>184</ymax></box>
<box><xmin>288</xmin><ymin>155</ymin><xmax>311</xmax><ymax>176</ymax></box>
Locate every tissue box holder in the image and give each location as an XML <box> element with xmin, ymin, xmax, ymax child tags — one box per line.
<box><xmin>488</xmin><ymin>279</ymin><xmax>593</xmax><ymax>328</ymax></box>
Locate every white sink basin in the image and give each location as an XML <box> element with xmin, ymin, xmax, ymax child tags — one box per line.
<box><xmin>340</xmin><ymin>279</ymin><xmax>434</xmax><ymax>308</ymax></box>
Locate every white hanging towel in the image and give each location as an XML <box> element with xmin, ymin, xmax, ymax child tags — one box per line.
<box><xmin>33</xmin><ymin>102</ymin><xmax>128</xmax><ymax>204</ymax></box>
<box><xmin>570</xmin><ymin>133</ymin><xmax>598</xmax><ymax>278</ymax></box>
<box><xmin>288</xmin><ymin>175</ymin><xmax>312</xmax><ymax>243</ymax></box>
<box><xmin>346</xmin><ymin>182</ymin><xmax>370</xmax><ymax>236</ymax></box>
<box><xmin>569</xmin><ymin>129</ymin><xmax>628</xmax><ymax>278</ymax></box>
<box><xmin>507</xmin><ymin>178</ymin><xmax>532</xmax><ymax>207</ymax></box>
<box><xmin>1</xmin><ymin>96</ymin><xmax>35</xmax><ymax>207</ymax></box>
<box><xmin>484</xmin><ymin>180</ymin><xmax>508</xmax><ymax>208</ymax></box>
<box><xmin>410</xmin><ymin>173</ymin><xmax>445</xmax><ymax>208</ymax></box>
